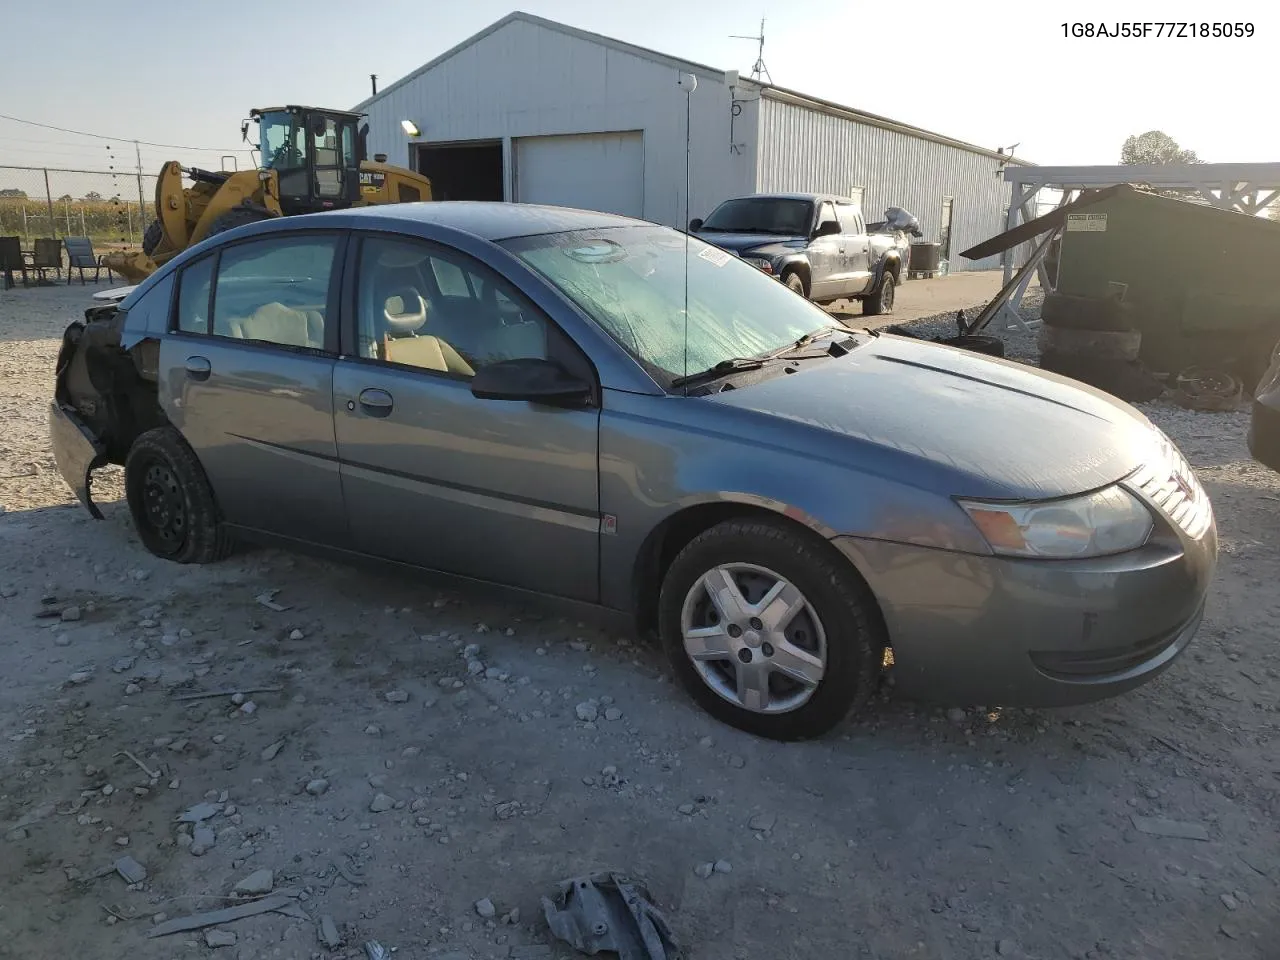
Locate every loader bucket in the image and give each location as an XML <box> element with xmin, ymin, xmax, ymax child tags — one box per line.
<box><xmin>102</xmin><ymin>251</ymin><xmax>159</xmax><ymax>285</ymax></box>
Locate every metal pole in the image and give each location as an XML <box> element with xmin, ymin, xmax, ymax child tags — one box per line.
<box><xmin>43</xmin><ymin>168</ymin><xmax>55</xmax><ymax>238</ymax></box>
<box><xmin>135</xmin><ymin>141</ymin><xmax>147</xmax><ymax>239</ymax></box>
<box><xmin>80</xmin><ymin>207</ymin><xmax>86</xmax><ymax>236</ymax></box>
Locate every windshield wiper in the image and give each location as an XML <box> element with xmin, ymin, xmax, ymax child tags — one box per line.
<box><xmin>671</xmin><ymin>356</ymin><xmax>766</xmax><ymax>388</ymax></box>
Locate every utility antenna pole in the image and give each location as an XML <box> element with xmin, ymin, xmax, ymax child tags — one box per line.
<box><xmin>731</xmin><ymin>18</ymin><xmax>771</xmax><ymax>83</ymax></box>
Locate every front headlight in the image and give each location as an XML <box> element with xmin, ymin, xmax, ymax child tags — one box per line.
<box><xmin>742</xmin><ymin>257</ymin><xmax>774</xmax><ymax>275</ymax></box>
<box><xmin>959</xmin><ymin>486</ymin><xmax>1153</xmax><ymax>559</ymax></box>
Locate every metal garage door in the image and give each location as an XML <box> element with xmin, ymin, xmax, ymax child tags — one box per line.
<box><xmin>514</xmin><ymin>131</ymin><xmax>644</xmax><ymax>218</ymax></box>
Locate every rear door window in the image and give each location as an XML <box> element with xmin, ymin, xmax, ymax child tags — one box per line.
<box><xmin>836</xmin><ymin>203</ymin><xmax>861</xmax><ymax>236</ymax></box>
<box><xmin>208</xmin><ymin>235</ymin><xmax>340</xmax><ymax>349</ymax></box>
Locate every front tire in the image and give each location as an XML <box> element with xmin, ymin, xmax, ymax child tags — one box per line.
<box><xmin>125</xmin><ymin>427</ymin><xmax>232</xmax><ymax>564</ymax></box>
<box><xmin>204</xmin><ymin>205</ymin><xmax>276</xmax><ymax>240</ymax></box>
<box><xmin>863</xmin><ymin>270</ymin><xmax>895</xmax><ymax>316</ymax></box>
<box><xmin>783</xmin><ymin>270</ymin><xmax>807</xmax><ymax>298</ymax></box>
<box><xmin>658</xmin><ymin>518</ymin><xmax>884</xmax><ymax>740</ymax></box>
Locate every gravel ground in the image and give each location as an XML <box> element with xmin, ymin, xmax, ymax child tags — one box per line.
<box><xmin>1</xmin><ymin>284</ymin><xmax>1278</xmax><ymax>960</ymax></box>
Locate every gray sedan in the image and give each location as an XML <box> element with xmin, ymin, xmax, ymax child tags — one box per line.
<box><xmin>50</xmin><ymin>203</ymin><xmax>1217</xmax><ymax>740</ymax></box>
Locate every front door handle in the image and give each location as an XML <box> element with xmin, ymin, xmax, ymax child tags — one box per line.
<box><xmin>184</xmin><ymin>356</ymin><xmax>211</xmax><ymax>381</ymax></box>
<box><xmin>358</xmin><ymin>387</ymin><xmax>394</xmax><ymax>417</ymax></box>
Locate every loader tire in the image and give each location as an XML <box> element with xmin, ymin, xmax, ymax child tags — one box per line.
<box><xmin>141</xmin><ymin>219</ymin><xmax>163</xmax><ymax>256</ymax></box>
<box><xmin>205</xmin><ymin>206</ymin><xmax>276</xmax><ymax>241</ymax></box>
<box><xmin>1038</xmin><ymin>323</ymin><xmax>1142</xmax><ymax>362</ymax></box>
<box><xmin>1040</xmin><ymin>292</ymin><xmax>1134</xmax><ymax>332</ymax></box>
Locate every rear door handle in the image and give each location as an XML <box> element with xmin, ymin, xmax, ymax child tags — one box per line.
<box><xmin>184</xmin><ymin>356</ymin><xmax>211</xmax><ymax>381</ymax></box>
<box><xmin>357</xmin><ymin>388</ymin><xmax>394</xmax><ymax>417</ymax></box>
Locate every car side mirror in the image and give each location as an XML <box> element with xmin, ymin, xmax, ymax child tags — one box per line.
<box><xmin>814</xmin><ymin>220</ymin><xmax>841</xmax><ymax>239</ymax></box>
<box><xmin>688</xmin><ymin>218</ymin><xmax>704</xmax><ymax>232</ymax></box>
<box><xmin>470</xmin><ymin>357</ymin><xmax>592</xmax><ymax>406</ymax></box>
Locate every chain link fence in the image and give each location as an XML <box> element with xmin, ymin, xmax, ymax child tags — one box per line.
<box><xmin>0</xmin><ymin>166</ymin><xmax>159</xmax><ymax>252</ymax></box>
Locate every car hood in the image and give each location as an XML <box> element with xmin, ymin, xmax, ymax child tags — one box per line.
<box><xmin>707</xmin><ymin>334</ymin><xmax>1163</xmax><ymax>500</ymax></box>
<box><xmin>695</xmin><ymin>232</ymin><xmax>806</xmax><ymax>256</ymax></box>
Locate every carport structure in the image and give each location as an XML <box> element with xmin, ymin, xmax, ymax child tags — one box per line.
<box><xmin>991</xmin><ymin>163</ymin><xmax>1280</xmax><ymax>331</ymax></box>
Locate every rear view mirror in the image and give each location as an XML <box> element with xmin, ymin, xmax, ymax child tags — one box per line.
<box><xmin>815</xmin><ymin>220</ymin><xmax>841</xmax><ymax>238</ymax></box>
<box><xmin>470</xmin><ymin>358</ymin><xmax>592</xmax><ymax>406</ymax></box>
<box><xmin>688</xmin><ymin>218</ymin><xmax>704</xmax><ymax>233</ymax></box>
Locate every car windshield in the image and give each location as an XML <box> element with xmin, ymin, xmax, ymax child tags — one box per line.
<box><xmin>502</xmin><ymin>225</ymin><xmax>840</xmax><ymax>386</ymax></box>
<box><xmin>699</xmin><ymin>197</ymin><xmax>813</xmax><ymax>235</ymax></box>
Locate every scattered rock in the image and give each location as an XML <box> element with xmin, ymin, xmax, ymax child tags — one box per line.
<box><xmin>604</xmin><ymin>707</ymin><xmax>623</xmax><ymax>722</ymax></box>
<box><xmin>575</xmin><ymin>702</ymin><xmax>599</xmax><ymax>723</ymax></box>
<box><xmin>749</xmin><ymin>813</ymin><xmax>776</xmax><ymax>832</ymax></box>
<box><xmin>365</xmin><ymin>724</ymin><xmax>381</xmax><ymax>736</ymax></box>
<box><xmin>677</xmin><ymin>803</ymin><xmax>695</xmax><ymax>816</ymax></box>
<box><xmin>233</xmin><ymin>868</ymin><xmax>274</xmax><ymax>896</ymax></box>
<box><xmin>239</xmin><ymin>701</ymin><xmax>257</xmax><ymax>716</ymax></box>
<box><xmin>260</xmin><ymin>739</ymin><xmax>286</xmax><ymax>761</ymax></box>
<box><xmin>319</xmin><ymin>914</ymin><xmax>342</xmax><ymax>948</ymax></box>
<box><xmin>114</xmin><ymin>856</ymin><xmax>147</xmax><ymax>884</ymax></box>
<box><xmin>698</xmin><ymin>736</ymin><xmax>714</xmax><ymax>748</ymax></box>
<box><xmin>475</xmin><ymin>897</ymin><xmax>496</xmax><ymax>918</ymax></box>
<box><xmin>61</xmin><ymin>605</ymin><xmax>82</xmax><ymax>622</ymax></box>
<box><xmin>502</xmin><ymin>907</ymin><xmax>522</xmax><ymax>925</ymax></box>
<box><xmin>289</xmin><ymin>629</ymin><xmax>304</xmax><ymax>641</ymax></box>
<box><xmin>713</xmin><ymin>859</ymin><xmax>732</xmax><ymax>874</ymax></box>
<box><xmin>68</xmin><ymin>670</ymin><xmax>93</xmax><ymax>686</ymax></box>
<box><xmin>369</xmin><ymin>793</ymin><xmax>395</xmax><ymax>813</ymax></box>
<box><xmin>384</xmin><ymin>690</ymin><xmax>410</xmax><ymax>703</ymax></box>
<box><xmin>124</xmin><ymin>684</ymin><xmax>141</xmax><ymax>695</ymax></box>
<box><xmin>306</xmin><ymin>779</ymin><xmax>330</xmax><ymax>796</ymax></box>
<box><xmin>728</xmin><ymin>755</ymin><xmax>746</xmax><ymax>769</ymax></box>
<box><xmin>191</xmin><ymin>825</ymin><xmax>216</xmax><ymax>856</ymax></box>
<box><xmin>177</xmin><ymin>802</ymin><xmax>222</xmax><ymax>823</ymax></box>
<box><xmin>694</xmin><ymin>862</ymin><xmax>714</xmax><ymax>879</ymax></box>
<box><xmin>112</xmin><ymin>656</ymin><xmax>137</xmax><ymax>674</ymax></box>
<box><xmin>205</xmin><ymin>929</ymin><xmax>238</xmax><ymax>948</ymax></box>
<box><xmin>962</xmin><ymin>920</ymin><xmax>982</xmax><ymax>933</ymax></box>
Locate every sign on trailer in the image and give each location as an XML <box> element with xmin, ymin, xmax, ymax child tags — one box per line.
<box><xmin>1066</xmin><ymin>213</ymin><xmax>1108</xmax><ymax>232</ymax></box>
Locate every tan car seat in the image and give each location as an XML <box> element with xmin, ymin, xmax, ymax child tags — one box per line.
<box><xmin>380</xmin><ymin>291</ymin><xmax>473</xmax><ymax>377</ymax></box>
<box><xmin>226</xmin><ymin>302</ymin><xmax>324</xmax><ymax>349</ymax></box>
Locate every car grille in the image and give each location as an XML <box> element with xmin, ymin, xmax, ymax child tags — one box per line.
<box><xmin>1126</xmin><ymin>439</ymin><xmax>1213</xmax><ymax>540</ymax></box>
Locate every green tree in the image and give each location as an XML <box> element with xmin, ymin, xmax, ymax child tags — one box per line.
<box><xmin>1120</xmin><ymin>131</ymin><xmax>1202</xmax><ymax>166</ymax></box>
<box><xmin>83</xmin><ymin>191</ymin><xmax>102</xmax><ymax>201</ymax></box>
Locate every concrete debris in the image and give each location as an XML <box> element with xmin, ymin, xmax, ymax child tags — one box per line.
<box><xmin>148</xmin><ymin>894</ymin><xmax>293</xmax><ymax>938</ymax></box>
<box><xmin>233</xmin><ymin>868</ymin><xmax>275</xmax><ymax>896</ymax></box>
<box><xmin>306</xmin><ymin>779</ymin><xmax>330</xmax><ymax>796</ymax></box>
<box><xmin>255</xmin><ymin>590</ymin><xmax>290</xmax><ymax>612</ymax></box>
<box><xmin>61</xmin><ymin>605</ymin><xmax>82</xmax><ymax>622</ymax></box>
<box><xmin>575</xmin><ymin>701</ymin><xmax>599</xmax><ymax>722</ymax></box>
<box><xmin>176</xmin><ymin>802</ymin><xmax>222</xmax><ymax>824</ymax></box>
<box><xmin>205</xmin><ymin>929</ymin><xmax>238</xmax><ymax>948</ymax></box>
<box><xmin>475</xmin><ymin>897</ymin><xmax>497</xmax><ymax>918</ymax></box>
<box><xmin>1130</xmin><ymin>816</ymin><xmax>1210</xmax><ymax>841</ymax></box>
<box><xmin>114</xmin><ymin>856</ymin><xmax>147</xmax><ymax>884</ymax></box>
<box><xmin>260</xmin><ymin>739</ymin><xmax>286</xmax><ymax>761</ymax></box>
<box><xmin>384</xmin><ymin>689</ymin><xmax>410</xmax><ymax>703</ymax></box>
<box><xmin>319</xmin><ymin>915</ymin><xmax>343</xmax><ymax>949</ymax></box>
<box><xmin>239</xmin><ymin>700</ymin><xmax>257</xmax><ymax>716</ymax></box>
<box><xmin>604</xmin><ymin>707</ymin><xmax>623</xmax><ymax>722</ymax></box>
<box><xmin>369</xmin><ymin>793</ymin><xmax>395</xmax><ymax>813</ymax></box>
<box><xmin>694</xmin><ymin>862</ymin><xmax>714</xmax><ymax>879</ymax></box>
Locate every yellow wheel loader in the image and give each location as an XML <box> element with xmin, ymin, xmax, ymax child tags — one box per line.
<box><xmin>105</xmin><ymin>106</ymin><xmax>432</xmax><ymax>283</ymax></box>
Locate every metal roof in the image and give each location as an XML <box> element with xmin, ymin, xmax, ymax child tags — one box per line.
<box><xmin>352</xmin><ymin>12</ymin><xmax>1032</xmax><ymax>165</ymax></box>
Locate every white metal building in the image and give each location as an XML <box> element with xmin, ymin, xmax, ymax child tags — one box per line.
<box><xmin>355</xmin><ymin>12</ymin><xmax>1026</xmax><ymax>270</ymax></box>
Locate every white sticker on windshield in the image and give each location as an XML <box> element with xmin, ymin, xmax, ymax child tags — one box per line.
<box><xmin>697</xmin><ymin>246</ymin><xmax>732</xmax><ymax>267</ymax></box>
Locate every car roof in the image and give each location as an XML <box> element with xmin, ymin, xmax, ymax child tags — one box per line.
<box><xmin>302</xmin><ymin>201</ymin><xmax>647</xmax><ymax>240</ymax></box>
<box><xmin>717</xmin><ymin>193</ymin><xmax>849</xmax><ymax>204</ymax></box>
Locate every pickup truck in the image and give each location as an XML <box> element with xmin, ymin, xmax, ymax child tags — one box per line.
<box><xmin>690</xmin><ymin>193</ymin><xmax>917</xmax><ymax>315</ymax></box>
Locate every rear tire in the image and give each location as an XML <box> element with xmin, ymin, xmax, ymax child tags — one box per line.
<box><xmin>141</xmin><ymin>219</ymin><xmax>163</xmax><ymax>256</ymax></box>
<box><xmin>658</xmin><ymin>518</ymin><xmax>884</xmax><ymax>741</ymax></box>
<box><xmin>125</xmin><ymin>427</ymin><xmax>232</xmax><ymax>564</ymax></box>
<box><xmin>204</xmin><ymin>206</ymin><xmax>276</xmax><ymax>241</ymax></box>
<box><xmin>863</xmin><ymin>270</ymin><xmax>895</xmax><ymax>316</ymax></box>
<box><xmin>783</xmin><ymin>270</ymin><xmax>807</xmax><ymax>298</ymax></box>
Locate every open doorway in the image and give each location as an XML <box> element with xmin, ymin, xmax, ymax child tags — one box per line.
<box><xmin>415</xmin><ymin>141</ymin><xmax>504</xmax><ymax>202</ymax></box>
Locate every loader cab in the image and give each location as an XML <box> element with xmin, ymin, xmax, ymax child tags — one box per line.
<box><xmin>250</xmin><ymin>106</ymin><xmax>362</xmax><ymax>215</ymax></box>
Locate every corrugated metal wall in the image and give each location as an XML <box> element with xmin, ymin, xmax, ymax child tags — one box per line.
<box><xmin>755</xmin><ymin>96</ymin><xmax>1014</xmax><ymax>271</ymax></box>
<box><xmin>359</xmin><ymin>18</ymin><xmax>755</xmax><ymax>229</ymax></box>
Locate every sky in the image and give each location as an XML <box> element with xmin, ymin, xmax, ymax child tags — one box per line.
<box><xmin>1</xmin><ymin>0</ymin><xmax>1275</xmax><ymax>179</ymax></box>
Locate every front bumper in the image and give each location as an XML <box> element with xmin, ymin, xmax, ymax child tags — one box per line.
<box><xmin>49</xmin><ymin>401</ymin><xmax>107</xmax><ymax>519</ymax></box>
<box><xmin>1248</xmin><ymin>399</ymin><xmax>1280</xmax><ymax>472</ymax></box>
<box><xmin>834</xmin><ymin>515</ymin><xmax>1217</xmax><ymax>707</ymax></box>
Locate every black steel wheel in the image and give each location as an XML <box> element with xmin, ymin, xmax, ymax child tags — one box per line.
<box><xmin>863</xmin><ymin>271</ymin><xmax>895</xmax><ymax>316</ymax></box>
<box><xmin>783</xmin><ymin>270</ymin><xmax>807</xmax><ymax>298</ymax></box>
<box><xmin>125</xmin><ymin>427</ymin><xmax>232</xmax><ymax>564</ymax></box>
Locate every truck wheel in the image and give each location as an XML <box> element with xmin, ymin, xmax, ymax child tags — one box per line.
<box><xmin>863</xmin><ymin>271</ymin><xmax>895</xmax><ymax>316</ymax></box>
<box><xmin>204</xmin><ymin>206</ymin><xmax>276</xmax><ymax>240</ymax></box>
<box><xmin>783</xmin><ymin>270</ymin><xmax>807</xmax><ymax>298</ymax></box>
<box><xmin>658</xmin><ymin>518</ymin><xmax>884</xmax><ymax>740</ymax></box>
<box><xmin>125</xmin><ymin>427</ymin><xmax>233</xmax><ymax>564</ymax></box>
<box><xmin>141</xmin><ymin>220</ymin><xmax>164</xmax><ymax>256</ymax></box>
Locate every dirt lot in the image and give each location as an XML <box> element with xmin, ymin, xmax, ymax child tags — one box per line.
<box><xmin>1</xmin><ymin>282</ymin><xmax>1277</xmax><ymax>960</ymax></box>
